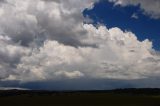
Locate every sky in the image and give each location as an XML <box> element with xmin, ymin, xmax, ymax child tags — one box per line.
<box><xmin>0</xmin><ymin>0</ymin><xmax>160</xmax><ymax>90</ymax></box>
<box><xmin>84</xmin><ymin>0</ymin><xmax>160</xmax><ymax>50</ymax></box>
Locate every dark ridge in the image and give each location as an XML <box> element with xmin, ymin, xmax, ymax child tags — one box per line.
<box><xmin>1</xmin><ymin>88</ymin><xmax>160</xmax><ymax>106</ymax></box>
<box><xmin>1</xmin><ymin>88</ymin><xmax>160</xmax><ymax>97</ymax></box>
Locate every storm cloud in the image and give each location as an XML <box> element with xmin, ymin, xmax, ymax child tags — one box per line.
<box><xmin>0</xmin><ymin>0</ymin><xmax>160</xmax><ymax>89</ymax></box>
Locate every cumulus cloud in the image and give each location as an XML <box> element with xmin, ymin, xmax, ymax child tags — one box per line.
<box><xmin>0</xmin><ymin>0</ymin><xmax>98</xmax><ymax>47</ymax></box>
<box><xmin>0</xmin><ymin>0</ymin><xmax>160</xmax><ymax>89</ymax></box>
<box><xmin>0</xmin><ymin>35</ymin><xmax>30</xmax><ymax>80</ymax></box>
<box><xmin>109</xmin><ymin>0</ymin><xmax>160</xmax><ymax>19</ymax></box>
<box><xmin>12</xmin><ymin>24</ymin><xmax>160</xmax><ymax>82</ymax></box>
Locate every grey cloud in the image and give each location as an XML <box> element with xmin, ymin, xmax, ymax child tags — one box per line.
<box><xmin>0</xmin><ymin>35</ymin><xmax>30</xmax><ymax>80</ymax></box>
<box><xmin>0</xmin><ymin>0</ymin><xmax>6</xmax><ymax>3</ymax></box>
<box><xmin>0</xmin><ymin>0</ymin><xmax>97</xmax><ymax>47</ymax></box>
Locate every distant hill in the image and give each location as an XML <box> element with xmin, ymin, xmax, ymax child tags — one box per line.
<box><xmin>1</xmin><ymin>88</ymin><xmax>160</xmax><ymax>97</ymax></box>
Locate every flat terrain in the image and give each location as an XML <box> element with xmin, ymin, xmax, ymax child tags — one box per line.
<box><xmin>1</xmin><ymin>89</ymin><xmax>160</xmax><ymax>106</ymax></box>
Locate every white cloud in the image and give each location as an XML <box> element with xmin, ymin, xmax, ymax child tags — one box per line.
<box><xmin>12</xmin><ymin>25</ymin><xmax>160</xmax><ymax>82</ymax></box>
<box><xmin>0</xmin><ymin>0</ymin><xmax>159</xmax><ymax>88</ymax></box>
<box><xmin>54</xmin><ymin>71</ymin><xmax>84</xmax><ymax>79</ymax></box>
<box><xmin>131</xmin><ymin>13</ymin><xmax>139</xmax><ymax>19</ymax></box>
<box><xmin>109</xmin><ymin>0</ymin><xmax>160</xmax><ymax>19</ymax></box>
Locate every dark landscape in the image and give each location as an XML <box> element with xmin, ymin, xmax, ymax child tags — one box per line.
<box><xmin>1</xmin><ymin>88</ymin><xmax>160</xmax><ymax>106</ymax></box>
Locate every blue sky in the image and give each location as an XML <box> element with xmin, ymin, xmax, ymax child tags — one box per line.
<box><xmin>84</xmin><ymin>0</ymin><xmax>160</xmax><ymax>50</ymax></box>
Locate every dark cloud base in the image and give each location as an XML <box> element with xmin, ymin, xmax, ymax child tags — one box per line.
<box><xmin>0</xmin><ymin>78</ymin><xmax>159</xmax><ymax>90</ymax></box>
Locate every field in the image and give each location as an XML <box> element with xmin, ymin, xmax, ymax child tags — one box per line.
<box><xmin>1</xmin><ymin>89</ymin><xmax>160</xmax><ymax>106</ymax></box>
